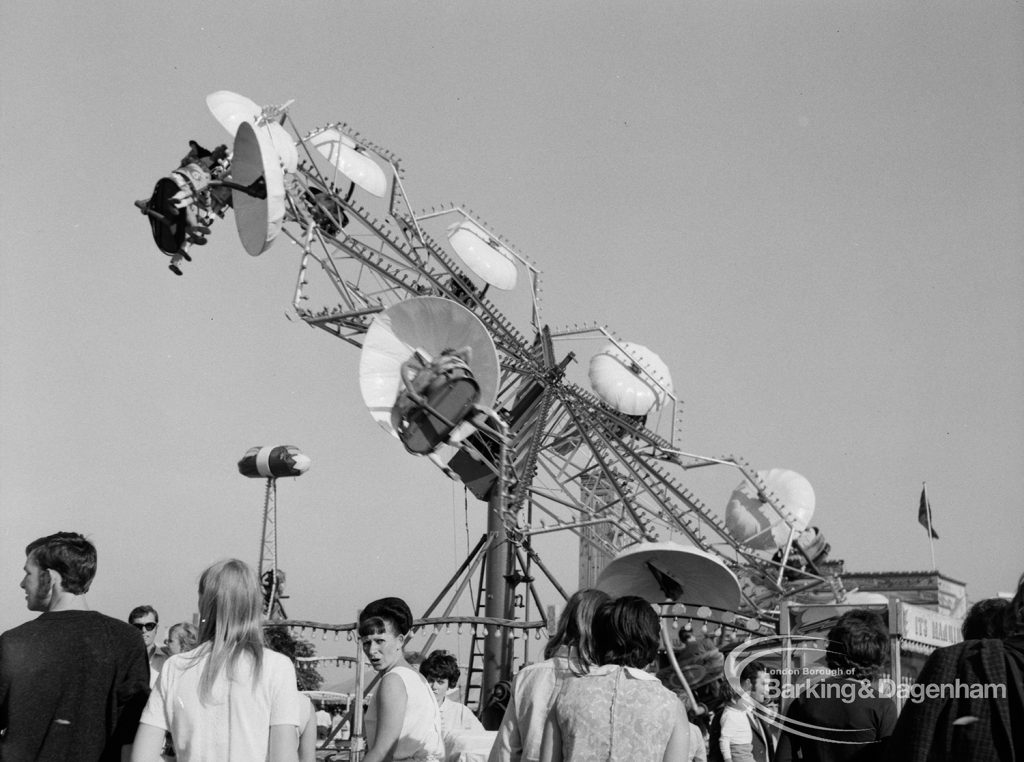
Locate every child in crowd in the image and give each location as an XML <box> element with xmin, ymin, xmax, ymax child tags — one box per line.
<box><xmin>717</xmin><ymin>692</ymin><xmax>754</xmax><ymax>762</ymax></box>
<box><xmin>164</xmin><ymin>622</ymin><xmax>199</xmax><ymax>655</ymax></box>
<box><xmin>420</xmin><ymin>651</ymin><xmax>485</xmax><ymax>735</ymax></box>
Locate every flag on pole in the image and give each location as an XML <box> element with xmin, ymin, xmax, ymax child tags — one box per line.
<box><xmin>918</xmin><ymin>485</ymin><xmax>938</xmax><ymax>539</ymax></box>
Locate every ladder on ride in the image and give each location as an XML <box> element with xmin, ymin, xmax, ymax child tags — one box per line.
<box><xmin>463</xmin><ymin>552</ymin><xmax>490</xmax><ymax>711</ymax></box>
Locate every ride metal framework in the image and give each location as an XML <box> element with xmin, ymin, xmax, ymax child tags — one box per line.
<box><xmin>258</xmin><ymin>477</ymin><xmax>288</xmax><ymax>621</ymax></box>
<box><xmin>287</xmin><ymin>115</ymin><xmax>838</xmax><ymax>586</ymax></box>
<box><xmin>139</xmin><ymin>96</ymin><xmax>844</xmax><ymax>713</ymax></box>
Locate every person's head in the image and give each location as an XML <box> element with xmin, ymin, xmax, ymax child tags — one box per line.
<box><xmin>826</xmin><ymin>609</ymin><xmax>889</xmax><ymax>680</ymax></box>
<box><xmin>196</xmin><ymin>559</ymin><xmax>265</xmax><ymax>701</ymax></box>
<box><xmin>22</xmin><ymin>532</ymin><xmax>96</xmax><ymax>611</ymax></box>
<box><xmin>165</xmin><ymin>621</ymin><xmax>199</xmax><ymax>654</ymax></box>
<box><xmin>358</xmin><ymin>597</ymin><xmax>413</xmax><ymax>673</ymax></box>
<box><xmin>543</xmin><ymin>588</ymin><xmax>611</xmax><ymax>668</ymax></box>
<box><xmin>739</xmin><ymin>660</ymin><xmax>771</xmax><ymax>704</ymax></box>
<box><xmin>1003</xmin><ymin>573</ymin><xmax>1024</xmax><ymax>637</ymax></box>
<box><xmin>722</xmin><ymin>657</ymin><xmax>770</xmax><ymax>705</ymax></box>
<box><xmin>962</xmin><ymin>598</ymin><xmax>1010</xmax><ymax>640</ymax></box>
<box><xmin>420</xmin><ymin>650</ymin><xmax>461</xmax><ymax>704</ymax></box>
<box><xmin>592</xmin><ymin>595</ymin><xmax>661</xmax><ymax>669</ymax></box>
<box><xmin>129</xmin><ymin>604</ymin><xmax>160</xmax><ymax>649</ymax></box>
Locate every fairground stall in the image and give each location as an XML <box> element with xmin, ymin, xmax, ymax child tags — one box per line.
<box><xmin>779</xmin><ymin>592</ymin><xmax>964</xmax><ymax>712</ymax></box>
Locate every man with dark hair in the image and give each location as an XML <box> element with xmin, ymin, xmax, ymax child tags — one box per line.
<box><xmin>0</xmin><ymin>532</ymin><xmax>151</xmax><ymax>761</ymax></box>
<box><xmin>961</xmin><ymin>597</ymin><xmax>1010</xmax><ymax>640</ymax></box>
<box><xmin>883</xmin><ymin>574</ymin><xmax>1024</xmax><ymax>762</ymax></box>
<box><xmin>741</xmin><ymin>661</ymin><xmax>776</xmax><ymax>762</ymax></box>
<box><xmin>128</xmin><ymin>604</ymin><xmax>163</xmax><ymax>685</ymax></box>
<box><xmin>708</xmin><ymin>660</ymin><xmax>776</xmax><ymax>762</ymax></box>
<box><xmin>775</xmin><ymin>609</ymin><xmax>897</xmax><ymax>762</ymax></box>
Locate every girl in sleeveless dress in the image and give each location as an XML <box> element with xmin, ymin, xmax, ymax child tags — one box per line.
<box><xmin>359</xmin><ymin>597</ymin><xmax>444</xmax><ymax>762</ymax></box>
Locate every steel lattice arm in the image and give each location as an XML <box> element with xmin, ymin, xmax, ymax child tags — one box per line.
<box><xmin>139</xmin><ymin>102</ymin><xmax>844</xmax><ymax>619</ymax></box>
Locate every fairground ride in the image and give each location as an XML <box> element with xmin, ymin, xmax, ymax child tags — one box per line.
<box><xmin>136</xmin><ymin>91</ymin><xmax>846</xmax><ymax>722</ymax></box>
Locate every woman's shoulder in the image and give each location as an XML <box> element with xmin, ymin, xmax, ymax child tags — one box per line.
<box><xmin>512</xmin><ymin>658</ymin><xmax>555</xmax><ymax>683</ymax></box>
<box><xmin>511</xmin><ymin>657</ymin><xmax>574</xmax><ymax>693</ymax></box>
<box><xmin>387</xmin><ymin>663</ymin><xmax>421</xmax><ymax>679</ymax></box>
<box><xmin>641</xmin><ymin>677</ymin><xmax>686</xmax><ymax>712</ymax></box>
<box><xmin>521</xmin><ymin>655</ymin><xmax>577</xmax><ymax>677</ymax></box>
<box><xmin>263</xmin><ymin>647</ymin><xmax>292</xmax><ymax>663</ymax></box>
<box><xmin>263</xmin><ymin>647</ymin><xmax>299</xmax><ymax>675</ymax></box>
<box><xmin>163</xmin><ymin>645</ymin><xmax>208</xmax><ymax>669</ymax></box>
<box><xmin>385</xmin><ymin>664</ymin><xmax>429</xmax><ymax>690</ymax></box>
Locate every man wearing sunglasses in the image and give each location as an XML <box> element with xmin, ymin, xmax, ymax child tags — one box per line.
<box><xmin>0</xmin><ymin>531</ymin><xmax>151</xmax><ymax>761</ymax></box>
<box><xmin>128</xmin><ymin>604</ymin><xmax>164</xmax><ymax>685</ymax></box>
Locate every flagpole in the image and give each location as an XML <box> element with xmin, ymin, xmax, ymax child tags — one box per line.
<box><xmin>923</xmin><ymin>481</ymin><xmax>937</xmax><ymax>571</ymax></box>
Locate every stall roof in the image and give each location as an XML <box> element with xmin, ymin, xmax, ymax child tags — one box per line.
<box><xmin>843</xmin><ymin>569</ymin><xmax>967</xmax><ymax>586</ymax></box>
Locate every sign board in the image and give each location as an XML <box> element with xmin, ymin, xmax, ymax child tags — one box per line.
<box><xmin>936</xmin><ymin>576</ymin><xmax>968</xmax><ymax>618</ymax></box>
<box><xmin>897</xmin><ymin>602</ymin><xmax>962</xmax><ymax>650</ymax></box>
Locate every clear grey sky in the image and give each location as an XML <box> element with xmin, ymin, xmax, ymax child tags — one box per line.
<box><xmin>2</xmin><ymin>3</ymin><xmax>1022</xmax><ymax>678</ymax></box>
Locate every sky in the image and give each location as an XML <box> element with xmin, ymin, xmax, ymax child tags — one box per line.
<box><xmin>2</xmin><ymin>2</ymin><xmax>1022</xmax><ymax>684</ymax></box>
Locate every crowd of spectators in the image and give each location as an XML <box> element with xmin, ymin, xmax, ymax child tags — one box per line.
<box><xmin>2</xmin><ymin>531</ymin><xmax>1021</xmax><ymax>762</ymax></box>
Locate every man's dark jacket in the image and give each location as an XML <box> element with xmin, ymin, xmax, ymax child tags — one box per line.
<box><xmin>883</xmin><ymin>634</ymin><xmax>1024</xmax><ymax>762</ymax></box>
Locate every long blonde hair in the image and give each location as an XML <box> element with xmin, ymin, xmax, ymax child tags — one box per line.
<box><xmin>195</xmin><ymin>559</ymin><xmax>265</xmax><ymax>702</ymax></box>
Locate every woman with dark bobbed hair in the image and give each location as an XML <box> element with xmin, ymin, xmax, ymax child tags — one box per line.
<box><xmin>420</xmin><ymin>650</ymin><xmax>485</xmax><ymax>735</ymax></box>
<box><xmin>490</xmin><ymin>588</ymin><xmax>610</xmax><ymax>762</ymax></box>
<box><xmin>539</xmin><ymin>596</ymin><xmax>690</xmax><ymax>761</ymax></box>
<box><xmin>358</xmin><ymin>596</ymin><xmax>444</xmax><ymax>762</ymax></box>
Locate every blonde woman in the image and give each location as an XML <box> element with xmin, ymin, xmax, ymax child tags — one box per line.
<box><xmin>164</xmin><ymin>621</ymin><xmax>199</xmax><ymax>655</ymax></box>
<box><xmin>131</xmin><ymin>559</ymin><xmax>301</xmax><ymax>762</ymax></box>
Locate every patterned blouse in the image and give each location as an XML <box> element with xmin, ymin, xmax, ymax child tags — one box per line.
<box><xmin>548</xmin><ymin>665</ymin><xmax>684</xmax><ymax>761</ymax></box>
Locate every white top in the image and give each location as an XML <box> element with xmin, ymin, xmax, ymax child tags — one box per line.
<box><xmin>719</xmin><ymin>705</ymin><xmax>753</xmax><ymax>758</ymax></box>
<box><xmin>443</xmin><ymin>729</ymin><xmax>499</xmax><ymax>762</ymax></box>
<box><xmin>439</xmin><ymin>698</ymin><xmax>489</xmax><ymax>762</ymax></box>
<box><xmin>297</xmin><ymin>694</ymin><xmax>314</xmax><ymax>740</ymax></box>
<box><xmin>489</xmin><ymin>655</ymin><xmax>579</xmax><ymax>762</ymax></box>
<box><xmin>439</xmin><ymin>699</ymin><xmax>485</xmax><ymax>735</ymax></box>
<box><xmin>365</xmin><ymin>665</ymin><xmax>444</xmax><ymax>761</ymax></box>
<box><xmin>689</xmin><ymin>723</ymin><xmax>708</xmax><ymax>762</ymax></box>
<box><xmin>140</xmin><ymin>645</ymin><xmax>300</xmax><ymax>762</ymax></box>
